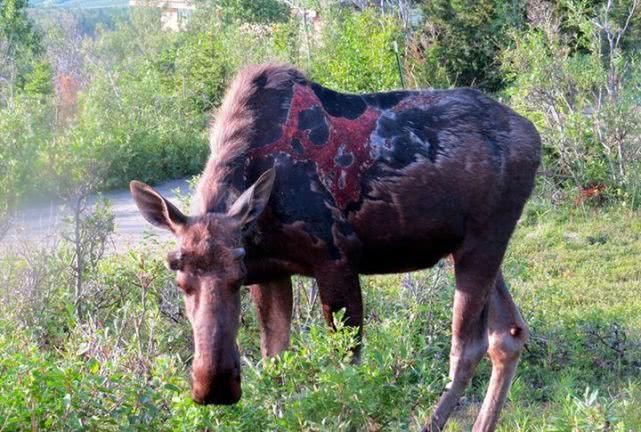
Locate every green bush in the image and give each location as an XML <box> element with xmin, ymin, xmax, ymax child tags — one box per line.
<box><xmin>65</xmin><ymin>65</ymin><xmax>208</xmax><ymax>189</ymax></box>
<box><xmin>408</xmin><ymin>0</ymin><xmax>526</xmax><ymax>91</ymax></box>
<box><xmin>0</xmin><ymin>95</ymin><xmax>53</xmax><ymax>207</ymax></box>
<box><xmin>311</xmin><ymin>8</ymin><xmax>404</xmax><ymax>93</ymax></box>
<box><xmin>501</xmin><ymin>2</ymin><xmax>641</xmax><ymax>206</ymax></box>
<box><xmin>216</xmin><ymin>0</ymin><xmax>290</xmax><ymax>24</ymax></box>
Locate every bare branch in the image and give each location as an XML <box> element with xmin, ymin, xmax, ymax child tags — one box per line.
<box><xmin>615</xmin><ymin>0</ymin><xmax>639</xmax><ymax>50</ymax></box>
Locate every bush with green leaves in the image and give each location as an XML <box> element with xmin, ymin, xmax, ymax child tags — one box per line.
<box><xmin>406</xmin><ymin>0</ymin><xmax>526</xmax><ymax>91</ymax></box>
<box><xmin>310</xmin><ymin>8</ymin><xmax>404</xmax><ymax>93</ymax></box>
<box><xmin>0</xmin><ymin>95</ymin><xmax>54</xmax><ymax>209</ymax></box>
<box><xmin>0</xmin><ymin>0</ymin><xmax>52</xmax><ymax>99</ymax></box>
<box><xmin>501</xmin><ymin>0</ymin><xmax>641</xmax><ymax>206</ymax></box>
<box><xmin>215</xmin><ymin>0</ymin><xmax>290</xmax><ymax>24</ymax></box>
<box><xmin>64</xmin><ymin>64</ymin><xmax>209</xmax><ymax>189</ymax></box>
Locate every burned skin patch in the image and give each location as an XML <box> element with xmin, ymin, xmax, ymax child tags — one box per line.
<box><xmin>252</xmin><ymin>84</ymin><xmax>382</xmax><ymax>210</ymax></box>
<box><xmin>298</xmin><ymin>106</ymin><xmax>329</xmax><ymax>145</ymax></box>
<box><xmin>366</xmin><ymin>90</ymin><xmax>510</xmax><ymax>172</ymax></box>
<box><xmin>256</xmin><ymin>155</ymin><xmax>354</xmax><ymax>260</ymax></box>
<box><xmin>362</xmin><ymin>90</ymin><xmax>410</xmax><ymax>110</ymax></box>
<box><xmin>248</xmin><ymin>85</ymin><xmax>508</xmax><ymax>218</ymax></box>
<box><xmin>366</xmin><ymin>92</ymin><xmax>455</xmax><ymax>169</ymax></box>
<box><xmin>370</xmin><ymin>108</ymin><xmax>445</xmax><ymax>167</ymax></box>
<box><xmin>249</xmin><ymin>73</ymin><xmax>299</xmax><ymax>148</ymax></box>
<box><xmin>310</xmin><ymin>83</ymin><xmax>367</xmax><ymax>119</ymax></box>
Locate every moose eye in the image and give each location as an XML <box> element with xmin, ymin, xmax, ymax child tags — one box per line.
<box><xmin>166</xmin><ymin>251</ymin><xmax>184</xmax><ymax>272</ymax></box>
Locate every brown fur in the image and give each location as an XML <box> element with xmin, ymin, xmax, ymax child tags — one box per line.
<box><xmin>195</xmin><ymin>64</ymin><xmax>303</xmax><ymax>212</ymax></box>
<box><xmin>130</xmin><ymin>64</ymin><xmax>541</xmax><ymax>431</ymax></box>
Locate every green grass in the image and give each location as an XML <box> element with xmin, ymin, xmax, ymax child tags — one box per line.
<box><xmin>1</xmin><ymin>205</ymin><xmax>640</xmax><ymax>431</ymax></box>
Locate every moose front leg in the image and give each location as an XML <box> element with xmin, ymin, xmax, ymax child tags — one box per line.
<box><xmin>315</xmin><ymin>265</ymin><xmax>364</xmax><ymax>363</ymax></box>
<box><xmin>249</xmin><ymin>277</ymin><xmax>293</xmax><ymax>358</ymax></box>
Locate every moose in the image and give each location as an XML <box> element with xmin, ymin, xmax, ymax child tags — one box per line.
<box><xmin>130</xmin><ymin>64</ymin><xmax>540</xmax><ymax>431</ymax></box>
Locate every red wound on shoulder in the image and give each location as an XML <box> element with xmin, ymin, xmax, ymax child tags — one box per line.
<box><xmin>253</xmin><ymin>84</ymin><xmax>381</xmax><ymax>210</ymax></box>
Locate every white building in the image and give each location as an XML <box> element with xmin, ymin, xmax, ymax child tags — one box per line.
<box><xmin>129</xmin><ymin>0</ymin><xmax>195</xmax><ymax>32</ymax></box>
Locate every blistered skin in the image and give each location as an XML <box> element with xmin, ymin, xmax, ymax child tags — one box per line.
<box><xmin>253</xmin><ymin>84</ymin><xmax>382</xmax><ymax>210</ymax></box>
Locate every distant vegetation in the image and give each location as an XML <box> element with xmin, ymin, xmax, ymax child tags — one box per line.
<box><xmin>28</xmin><ymin>0</ymin><xmax>128</xmax><ymax>9</ymax></box>
<box><xmin>1</xmin><ymin>0</ymin><xmax>640</xmax><ymax>214</ymax></box>
<box><xmin>1</xmin><ymin>0</ymin><xmax>641</xmax><ymax>430</ymax></box>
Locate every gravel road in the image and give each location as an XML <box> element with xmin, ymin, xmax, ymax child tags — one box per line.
<box><xmin>2</xmin><ymin>178</ymin><xmax>190</xmax><ymax>252</ymax></box>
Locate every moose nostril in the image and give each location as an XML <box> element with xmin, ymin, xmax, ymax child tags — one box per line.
<box><xmin>190</xmin><ymin>366</ymin><xmax>242</xmax><ymax>406</ymax></box>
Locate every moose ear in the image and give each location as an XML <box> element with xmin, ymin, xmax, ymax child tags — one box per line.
<box><xmin>227</xmin><ymin>168</ymin><xmax>276</xmax><ymax>230</ymax></box>
<box><xmin>130</xmin><ymin>180</ymin><xmax>187</xmax><ymax>234</ymax></box>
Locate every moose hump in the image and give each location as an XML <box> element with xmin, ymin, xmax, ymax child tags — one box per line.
<box><xmin>253</xmin><ymin>84</ymin><xmax>382</xmax><ymax>210</ymax></box>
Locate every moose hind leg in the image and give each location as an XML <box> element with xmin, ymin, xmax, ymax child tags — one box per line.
<box><xmin>249</xmin><ymin>277</ymin><xmax>293</xmax><ymax>358</ymax></box>
<box><xmin>472</xmin><ymin>272</ymin><xmax>528</xmax><ymax>432</ymax></box>
<box><xmin>424</xmin><ymin>238</ymin><xmax>512</xmax><ymax>432</ymax></box>
<box><xmin>424</xmin><ymin>289</ymin><xmax>490</xmax><ymax>431</ymax></box>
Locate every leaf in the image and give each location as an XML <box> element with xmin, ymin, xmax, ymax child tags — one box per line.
<box><xmin>164</xmin><ymin>383</ymin><xmax>181</xmax><ymax>393</ymax></box>
<box><xmin>88</xmin><ymin>358</ymin><xmax>100</xmax><ymax>374</ymax></box>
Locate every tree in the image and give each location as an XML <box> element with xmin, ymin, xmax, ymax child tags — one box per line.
<box><xmin>410</xmin><ymin>0</ymin><xmax>527</xmax><ymax>91</ymax></box>
<box><xmin>0</xmin><ymin>0</ymin><xmax>51</xmax><ymax>97</ymax></box>
<box><xmin>215</xmin><ymin>0</ymin><xmax>291</xmax><ymax>24</ymax></box>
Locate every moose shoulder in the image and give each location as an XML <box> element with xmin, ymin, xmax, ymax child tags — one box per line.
<box><xmin>130</xmin><ymin>64</ymin><xmax>540</xmax><ymax>431</ymax></box>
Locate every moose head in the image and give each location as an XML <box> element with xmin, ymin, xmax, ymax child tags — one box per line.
<box><xmin>129</xmin><ymin>169</ymin><xmax>275</xmax><ymax>405</ymax></box>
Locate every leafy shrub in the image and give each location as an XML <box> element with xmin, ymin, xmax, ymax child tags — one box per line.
<box><xmin>0</xmin><ymin>95</ymin><xmax>53</xmax><ymax>207</ymax></box>
<box><xmin>407</xmin><ymin>0</ymin><xmax>526</xmax><ymax>91</ymax></box>
<box><xmin>502</xmin><ymin>1</ymin><xmax>641</xmax><ymax>206</ymax></box>
<box><xmin>216</xmin><ymin>0</ymin><xmax>290</xmax><ymax>24</ymax></box>
<box><xmin>311</xmin><ymin>8</ymin><xmax>404</xmax><ymax>93</ymax></box>
<box><xmin>65</xmin><ymin>64</ymin><xmax>209</xmax><ymax>189</ymax></box>
<box><xmin>0</xmin><ymin>0</ymin><xmax>50</xmax><ymax>97</ymax></box>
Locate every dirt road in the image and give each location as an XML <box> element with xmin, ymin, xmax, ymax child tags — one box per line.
<box><xmin>2</xmin><ymin>179</ymin><xmax>190</xmax><ymax>252</ymax></box>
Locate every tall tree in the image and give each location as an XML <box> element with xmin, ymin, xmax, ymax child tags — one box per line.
<box><xmin>0</xmin><ymin>0</ymin><xmax>50</xmax><ymax>97</ymax></box>
<box><xmin>414</xmin><ymin>0</ymin><xmax>527</xmax><ymax>91</ymax></box>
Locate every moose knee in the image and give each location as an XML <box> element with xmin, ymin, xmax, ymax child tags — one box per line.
<box><xmin>448</xmin><ymin>337</ymin><xmax>489</xmax><ymax>384</ymax></box>
<box><xmin>488</xmin><ymin>324</ymin><xmax>528</xmax><ymax>363</ymax></box>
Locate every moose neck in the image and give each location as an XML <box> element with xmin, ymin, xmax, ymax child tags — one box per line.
<box><xmin>191</xmin><ymin>65</ymin><xmax>307</xmax><ymax>217</ymax></box>
<box><xmin>192</xmin><ymin>157</ymin><xmax>247</xmax><ymax>215</ymax></box>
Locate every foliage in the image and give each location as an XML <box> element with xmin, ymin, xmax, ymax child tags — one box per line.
<box><xmin>215</xmin><ymin>0</ymin><xmax>291</xmax><ymax>24</ymax></box>
<box><xmin>0</xmin><ymin>0</ymin><xmax>50</xmax><ymax>97</ymax></box>
<box><xmin>1</xmin><ymin>200</ymin><xmax>641</xmax><ymax>430</ymax></box>
<box><xmin>0</xmin><ymin>95</ymin><xmax>54</xmax><ymax>210</ymax></box>
<box><xmin>64</xmin><ymin>61</ymin><xmax>209</xmax><ymax>189</ymax></box>
<box><xmin>502</xmin><ymin>0</ymin><xmax>641</xmax><ymax>206</ymax></box>
<box><xmin>407</xmin><ymin>0</ymin><xmax>526</xmax><ymax>91</ymax></box>
<box><xmin>311</xmin><ymin>8</ymin><xmax>404</xmax><ymax>92</ymax></box>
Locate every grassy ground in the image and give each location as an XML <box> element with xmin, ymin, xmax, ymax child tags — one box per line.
<box><xmin>1</xmin><ymin>204</ymin><xmax>640</xmax><ymax>431</ymax></box>
<box><xmin>447</xmin><ymin>206</ymin><xmax>641</xmax><ymax>431</ymax></box>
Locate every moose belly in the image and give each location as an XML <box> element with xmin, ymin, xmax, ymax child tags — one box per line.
<box><xmin>351</xmin><ymin>204</ymin><xmax>465</xmax><ymax>274</ymax></box>
<box><xmin>357</xmin><ymin>238</ymin><xmax>460</xmax><ymax>274</ymax></box>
